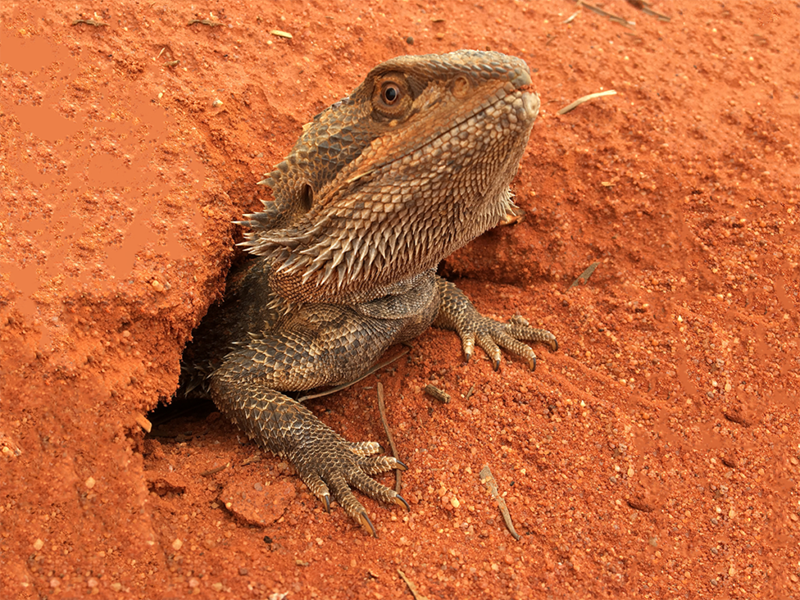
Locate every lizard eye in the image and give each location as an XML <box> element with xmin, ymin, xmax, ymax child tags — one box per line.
<box><xmin>381</xmin><ymin>82</ymin><xmax>401</xmax><ymax>105</ymax></box>
<box><xmin>371</xmin><ymin>73</ymin><xmax>410</xmax><ymax>118</ymax></box>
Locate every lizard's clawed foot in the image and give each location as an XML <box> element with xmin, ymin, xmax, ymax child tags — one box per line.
<box><xmin>290</xmin><ymin>433</ymin><xmax>408</xmax><ymax>536</ymax></box>
<box><xmin>460</xmin><ymin>312</ymin><xmax>557</xmax><ymax>370</ymax></box>
<box><xmin>436</xmin><ymin>277</ymin><xmax>557</xmax><ymax>370</ymax></box>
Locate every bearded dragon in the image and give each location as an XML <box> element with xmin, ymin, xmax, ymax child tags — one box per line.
<box><xmin>182</xmin><ymin>50</ymin><xmax>557</xmax><ymax>535</ymax></box>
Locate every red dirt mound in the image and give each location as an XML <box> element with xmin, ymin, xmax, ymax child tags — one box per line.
<box><xmin>1</xmin><ymin>1</ymin><xmax>798</xmax><ymax>598</ymax></box>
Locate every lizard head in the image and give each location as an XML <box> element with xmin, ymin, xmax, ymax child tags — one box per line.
<box><xmin>241</xmin><ymin>50</ymin><xmax>539</xmax><ymax>304</ymax></box>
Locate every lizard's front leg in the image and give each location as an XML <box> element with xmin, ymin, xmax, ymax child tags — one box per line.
<box><xmin>209</xmin><ymin>305</ymin><xmax>409</xmax><ymax>536</ymax></box>
<box><xmin>434</xmin><ymin>276</ymin><xmax>558</xmax><ymax>370</ymax></box>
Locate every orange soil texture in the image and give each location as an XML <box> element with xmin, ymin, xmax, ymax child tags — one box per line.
<box><xmin>1</xmin><ymin>1</ymin><xmax>798</xmax><ymax>598</ymax></box>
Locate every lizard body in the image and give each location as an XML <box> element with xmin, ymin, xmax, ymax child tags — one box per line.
<box><xmin>182</xmin><ymin>50</ymin><xmax>557</xmax><ymax>534</ymax></box>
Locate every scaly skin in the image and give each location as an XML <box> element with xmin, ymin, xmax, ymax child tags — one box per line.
<box><xmin>182</xmin><ymin>51</ymin><xmax>557</xmax><ymax>535</ymax></box>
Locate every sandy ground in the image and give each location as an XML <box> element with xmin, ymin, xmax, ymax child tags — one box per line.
<box><xmin>1</xmin><ymin>0</ymin><xmax>799</xmax><ymax>598</ymax></box>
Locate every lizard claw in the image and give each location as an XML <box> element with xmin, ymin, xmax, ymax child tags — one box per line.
<box><xmin>435</xmin><ymin>277</ymin><xmax>557</xmax><ymax>370</ymax></box>
<box><xmin>391</xmin><ymin>494</ymin><xmax>411</xmax><ymax>512</ymax></box>
<box><xmin>358</xmin><ymin>511</ymin><xmax>378</xmax><ymax>537</ymax></box>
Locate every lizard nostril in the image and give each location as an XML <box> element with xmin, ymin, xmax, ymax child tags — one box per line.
<box><xmin>451</xmin><ymin>76</ymin><xmax>471</xmax><ymax>99</ymax></box>
<box><xmin>521</xmin><ymin>91</ymin><xmax>540</xmax><ymax>120</ymax></box>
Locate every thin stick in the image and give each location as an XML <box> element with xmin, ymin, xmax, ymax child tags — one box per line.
<box><xmin>134</xmin><ymin>412</ymin><xmax>152</xmax><ymax>433</ymax></box>
<box><xmin>72</xmin><ymin>19</ymin><xmax>107</xmax><ymax>27</ymax></box>
<box><xmin>568</xmin><ymin>262</ymin><xmax>600</xmax><ymax>290</ymax></box>
<box><xmin>576</xmin><ymin>1</ymin><xmax>635</xmax><ymax>27</ymax></box>
<box><xmin>479</xmin><ymin>465</ymin><xmax>521</xmax><ymax>541</ymax></box>
<box><xmin>558</xmin><ymin>90</ymin><xmax>617</xmax><ymax>115</ymax></box>
<box><xmin>241</xmin><ymin>452</ymin><xmax>262</xmax><ymax>466</ymax></box>
<box><xmin>377</xmin><ymin>383</ymin><xmax>402</xmax><ymax>494</ymax></box>
<box><xmin>424</xmin><ymin>384</ymin><xmax>451</xmax><ymax>404</ymax></box>
<box><xmin>187</xmin><ymin>19</ymin><xmax>221</xmax><ymax>27</ymax></box>
<box><xmin>464</xmin><ymin>385</ymin><xmax>476</xmax><ymax>403</ymax></box>
<box><xmin>200</xmin><ymin>463</ymin><xmax>229</xmax><ymax>477</ymax></box>
<box><xmin>397</xmin><ymin>569</ymin><xmax>427</xmax><ymax>600</ymax></box>
<box><xmin>298</xmin><ymin>348</ymin><xmax>409</xmax><ymax>401</ymax></box>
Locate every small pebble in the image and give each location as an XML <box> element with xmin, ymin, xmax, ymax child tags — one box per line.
<box><xmin>50</xmin><ymin>578</ymin><xmax>60</xmax><ymax>588</ymax></box>
<box><xmin>450</xmin><ymin>496</ymin><xmax>460</xmax><ymax>509</ymax></box>
<box><xmin>728</xmin><ymin>566</ymin><xmax>736</xmax><ymax>577</ymax></box>
<box><xmin>211</xmin><ymin>582</ymin><xmax>223</xmax><ymax>592</ymax></box>
<box><xmin>151</xmin><ymin>280</ymin><xmax>165</xmax><ymax>293</ymax></box>
<box><xmin>189</xmin><ymin>578</ymin><xmax>200</xmax><ymax>588</ymax></box>
<box><xmin>110</xmin><ymin>582</ymin><xmax>122</xmax><ymax>592</ymax></box>
<box><xmin>172</xmin><ymin>538</ymin><xmax>183</xmax><ymax>551</ymax></box>
<box><xmin>85</xmin><ymin>476</ymin><xmax>96</xmax><ymax>489</ymax></box>
<box><xmin>33</xmin><ymin>538</ymin><xmax>44</xmax><ymax>551</ymax></box>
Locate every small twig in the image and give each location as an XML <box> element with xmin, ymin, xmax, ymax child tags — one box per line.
<box><xmin>575</xmin><ymin>1</ymin><xmax>635</xmax><ymax>28</ymax></box>
<box><xmin>464</xmin><ymin>385</ymin><xmax>476</xmax><ymax>403</ymax></box>
<box><xmin>269</xmin><ymin>30</ymin><xmax>293</xmax><ymax>39</ymax></box>
<box><xmin>163</xmin><ymin>60</ymin><xmax>180</xmax><ymax>67</ymax></box>
<box><xmin>241</xmin><ymin>452</ymin><xmax>262</xmax><ymax>467</ymax></box>
<box><xmin>568</xmin><ymin>262</ymin><xmax>600</xmax><ymax>290</ymax></box>
<box><xmin>188</xmin><ymin>19</ymin><xmax>221</xmax><ymax>27</ymax></box>
<box><xmin>377</xmin><ymin>383</ymin><xmax>402</xmax><ymax>494</ymax></box>
<box><xmin>557</xmin><ymin>90</ymin><xmax>617</xmax><ymax>115</ymax></box>
<box><xmin>200</xmin><ymin>462</ymin><xmax>229</xmax><ymax>477</ymax></box>
<box><xmin>626</xmin><ymin>0</ymin><xmax>671</xmax><ymax>22</ymax></box>
<box><xmin>298</xmin><ymin>348</ymin><xmax>409</xmax><ymax>401</ymax></box>
<box><xmin>134</xmin><ymin>412</ymin><xmax>152</xmax><ymax>433</ymax></box>
<box><xmin>424</xmin><ymin>384</ymin><xmax>451</xmax><ymax>404</ymax></box>
<box><xmin>563</xmin><ymin>11</ymin><xmax>580</xmax><ymax>24</ymax></box>
<box><xmin>72</xmin><ymin>19</ymin><xmax>107</xmax><ymax>27</ymax></box>
<box><xmin>397</xmin><ymin>569</ymin><xmax>427</xmax><ymax>600</ymax></box>
<box><xmin>479</xmin><ymin>465</ymin><xmax>520</xmax><ymax>541</ymax></box>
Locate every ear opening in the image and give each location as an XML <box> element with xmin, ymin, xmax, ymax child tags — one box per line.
<box><xmin>300</xmin><ymin>183</ymin><xmax>314</xmax><ymax>212</ymax></box>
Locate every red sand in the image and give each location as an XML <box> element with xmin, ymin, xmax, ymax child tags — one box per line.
<box><xmin>1</xmin><ymin>1</ymin><xmax>798</xmax><ymax>598</ymax></box>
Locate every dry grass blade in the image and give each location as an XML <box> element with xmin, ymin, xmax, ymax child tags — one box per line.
<box><xmin>270</xmin><ymin>30</ymin><xmax>293</xmax><ymax>39</ymax></box>
<box><xmin>72</xmin><ymin>19</ymin><xmax>107</xmax><ymax>27</ymax></box>
<box><xmin>200</xmin><ymin>462</ymin><xmax>229</xmax><ymax>477</ymax></box>
<box><xmin>298</xmin><ymin>348</ymin><xmax>408</xmax><ymax>401</ymax></box>
<box><xmin>464</xmin><ymin>384</ymin><xmax>476</xmax><ymax>402</ymax></box>
<box><xmin>377</xmin><ymin>382</ymin><xmax>402</xmax><ymax>494</ymax></box>
<box><xmin>557</xmin><ymin>90</ymin><xmax>617</xmax><ymax>115</ymax></box>
<box><xmin>397</xmin><ymin>569</ymin><xmax>427</xmax><ymax>600</ymax></box>
<box><xmin>241</xmin><ymin>452</ymin><xmax>262</xmax><ymax>466</ymax></box>
<box><xmin>626</xmin><ymin>0</ymin><xmax>671</xmax><ymax>22</ymax></box>
<box><xmin>568</xmin><ymin>262</ymin><xmax>600</xmax><ymax>290</ymax></box>
<box><xmin>188</xmin><ymin>19</ymin><xmax>221</xmax><ymax>27</ymax></box>
<box><xmin>575</xmin><ymin>0</ymin><xmax>635</xmax><ymax>27</ymax></box>
<box><xmin>479</xmin><ymin>465</ymin><xmax>521</xmax><ymax>541</ymax></box>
